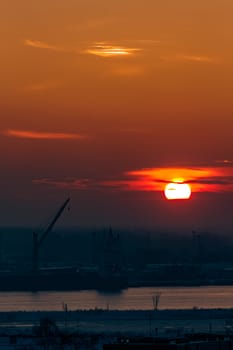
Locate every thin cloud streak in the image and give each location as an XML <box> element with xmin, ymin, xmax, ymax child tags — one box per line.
<box><xmin>32</xmin><ymin>177</ymin><xmax>145</xmax><ymax>192</ymax></box>
<box><xmin>33</xmin><ymin>178</ymin><xmax>91</xmax><ymax>189</ymax></box>
<box><xmin>3</xmin><ymin>129</ymin><xmax>88</xmax><ymax>140</ymax></box>
<box><xmin>33</xmin><ymin>166</ymin><xmax>233</xmax><ymax>194</ymax></box>
<box><xmin>215</xmin><ymin>159</ymin><xmax>233</xmax><ymax>166</ymax></box>
<box><xmin>84</xmin><ymin>42</ymin><xmax>142</xmax><ymax>58</ymax></box>
<box><xmin>23</xmin><ymin>38</ymin><xmax>162</xmax><ymax>60</ymax></box>
<box><xmin>161</xmin><ymin>54</ymin><xmax>216</xmax><ymax>63</ymax></box>
<box><xmin>127</xmin><ymin>167</ymin><xmax>233</xmax><ymax>193</ymax></box>
<box><xmin>23</xmin><ymin>39</ymin><xmax>66</xmax><ymax>52</ymax></box>
<box><xmin>23</xmin><ymin>39</ymin><xmax>142</xmax><ymax>58</ymax></box>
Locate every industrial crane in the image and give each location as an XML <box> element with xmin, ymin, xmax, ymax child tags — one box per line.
<box><xmin>33</xmin><ymin>198</ymin><xmax>70</xmax><ymax>272</ymax></box>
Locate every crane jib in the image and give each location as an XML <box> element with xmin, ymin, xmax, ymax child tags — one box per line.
<box><xmin>38</xmin><ymin>198</ymin><xmax>70</xmax><ymax>246</ymax></box>
<box><xmin>33</xmin><ymin>198</ymin><xmax>70</xmax><ymax>272</ymax></box>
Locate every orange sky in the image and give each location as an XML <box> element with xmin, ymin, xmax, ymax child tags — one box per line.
<box><xmin>1</xmin><ymin>0</ymin><xmax>233</xmax><ymax>231</ymax></box>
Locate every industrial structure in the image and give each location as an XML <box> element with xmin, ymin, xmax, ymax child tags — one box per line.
<box><xmin>32</xmin><ymin>198</ymin><xmax>70</xmax><ymax>272</ymax></box>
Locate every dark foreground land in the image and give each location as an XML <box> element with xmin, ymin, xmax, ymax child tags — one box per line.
<box><xmin>1</xmin><ymin>308</ymin><xmax>233</xmax><ymax>334</ymax></box>
<box><xmin>0</xmin><ymin>309</ymin><xmax>232</xmax><ymax>349</ymax></box>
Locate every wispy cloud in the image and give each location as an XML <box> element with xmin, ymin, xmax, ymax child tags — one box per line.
<box><xmin>33</xmin><ymin>178</ymin><xmax>91</xmax><ymax>189</ymax></box>
<box><xmin>84</xmin><ymin>42</ymin><xmax>141</xmax><ymax>58</ymax></box>
<box><xmin>23</xmin><ymin>39</ymin><xmax>66</xmax><ymax>52</ymax></box>
<box><xmin>126</xmin><ymin>167</ymin><xmax>233</xmax><ymax>193</ymax></box>
<box><xmin>32</xmin><ymin>177</ymin><xmax>139</xmax><ymax>192</ymax></box>
<box><xmin>179</xmin><ymin>55</ymin><xmax>214</xmax><ymax>62</ymax></box>
<box><xmin>23</xmin><ymin>38</ymin><xmax>163</xmax><ymax>61</ymax></box>
<box><xmin>23</xmin><ymin>39</ymin><xmax>144</xmax><ymax>59</ymax></box>
<box><xmin>215</xmin><ymin>159</ymin><xmax>233</xmax><ymax>166</ymax></box>
<box><xmin>3</xmin><ymin>129</ymin><xmax>88</xmax><ymax>140</ymax></box>
<box><xmin>33</xmin><ymin>165</ymin><xmax>233</xmax><ymax>194</ymax></box>
<box><xmin>161</xmin><ymin>54</ymin><xmax>215</xmax><ymax>63</ymax></box>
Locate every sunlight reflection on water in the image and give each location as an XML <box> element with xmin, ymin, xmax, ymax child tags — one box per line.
<box><xmin>0</xmin><ymin>286</ymin><xmax>232</xmax><ymax>311</ymax></box>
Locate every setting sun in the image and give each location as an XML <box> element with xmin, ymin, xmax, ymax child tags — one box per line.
<box><xmin>164</xmin><ymin>183</ymin><xmax>192</xmax><ymax>200</ymax></box>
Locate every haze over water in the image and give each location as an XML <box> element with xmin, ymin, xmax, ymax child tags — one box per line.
<box><xmin>0</xmin><ymin>286</ymin><xmax>232</xmax><ymax>312</ymax></box>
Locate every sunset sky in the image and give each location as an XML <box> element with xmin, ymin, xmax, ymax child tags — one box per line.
<box><xmin>1</xmin><ymin>0</ymin><xmax>233</xmax><ymax>231</ymax></box>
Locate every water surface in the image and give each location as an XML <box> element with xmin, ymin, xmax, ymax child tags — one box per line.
<box><xmin>0</xmin><ymin>286</ymin><xmax>232</xmax><ymax>311</ymax></box>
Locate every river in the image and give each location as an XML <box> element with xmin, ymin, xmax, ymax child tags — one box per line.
<box><xmin>0</xmin><ymin>286</ymin><xmax>232</xmax><ymax>311</ymax></box>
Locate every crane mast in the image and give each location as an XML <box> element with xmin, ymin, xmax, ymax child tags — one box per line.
<box><xmin>33</xmin><ymin>198</ymin><xmax>70</xmax><ymax>272</ymax></box>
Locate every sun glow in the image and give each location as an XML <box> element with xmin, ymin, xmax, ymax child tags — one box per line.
<box><xmin>164</xmin><ymin>182</ymin><xmax>191</xmax><ymax>200</ymax></box>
